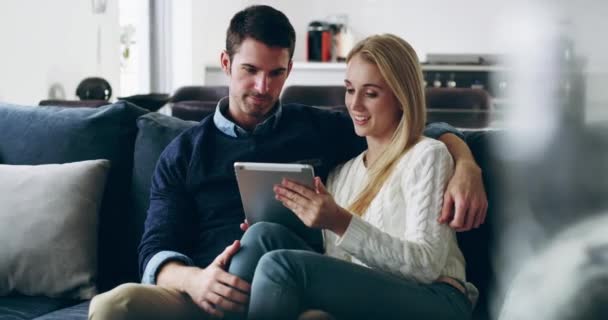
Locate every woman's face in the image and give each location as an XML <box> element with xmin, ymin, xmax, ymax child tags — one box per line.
<box><xmin>344</xmin><ymin>54</ymin><xmax>402</xmax><ymax>145</ymax></box>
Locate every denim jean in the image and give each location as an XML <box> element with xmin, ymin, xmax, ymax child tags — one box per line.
<box><xmin>228</xmin><ymin>222</ymin><xmax>472</xmax><ymax>320</ymax></box>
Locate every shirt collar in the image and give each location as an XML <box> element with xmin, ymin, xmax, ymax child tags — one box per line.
<box><xmin>212</xmin><ymin>97</ymin><xmax>282</xmax><ymax>138</ymax></box>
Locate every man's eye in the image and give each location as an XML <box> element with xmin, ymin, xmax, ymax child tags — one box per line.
<box><xmin>270</xmin><ymin>70</ymin><xmax>285</xmax><ymax>77</ymax></box>
<box><xmin>244</xmin><ymin>67</ymin><xmax>256</xmax><ymax>74</ymax></box>
<box><xmin>346</xmin><ymin>89</ymin><xmax>355</xmax><ymax>94</ymax></box>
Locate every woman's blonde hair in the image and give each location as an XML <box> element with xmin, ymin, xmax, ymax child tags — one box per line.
<box><xmin>346</xmin><ymin>34</ymin><xmax>427</xmax><ymax>216</ymax></box>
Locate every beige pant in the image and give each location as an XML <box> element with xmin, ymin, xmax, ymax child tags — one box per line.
<box><xmin>89</xmin><ymin>283</ymin><xmax>334</xmax><ymax>320</ymax></box>
<box><xmin>88</xmin><ymin>283</ymin><xmax>209</xmax><ymax>320</ymax></box>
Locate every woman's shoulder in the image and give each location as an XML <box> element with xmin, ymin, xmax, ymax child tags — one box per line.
<box><xmin>414</xmin><ymin>136</ymin><xmax>449</xmax><ymax>151</ymax></box>
<box><xmin>402</xmin><ymin>137</ymin><xmax>451</xmax><ymax>164</ymax></box>
<box><xmin>391</xmin><ymin>138</ymin><xmax>453</xmax><ymax>181</ymax></box>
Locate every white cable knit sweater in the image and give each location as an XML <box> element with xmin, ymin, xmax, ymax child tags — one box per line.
<box><xmin>325</xmin><ymin>137</ymin><xmax>467</xmax><ymax>285</ymax></box>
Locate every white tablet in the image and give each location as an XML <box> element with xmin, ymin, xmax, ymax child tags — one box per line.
<box><xmin>234</xmin><ymin>162</ymin><xmax>323</xmax><ymax>251</ymax></box>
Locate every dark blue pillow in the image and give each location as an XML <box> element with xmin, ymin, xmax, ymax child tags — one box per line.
<box><xmin>131</xmin><ymin>112</ymin><xmax>198</xmax><ymax>255</ymax></box>
<box><xmin>0</xmin><ymin>102</ymin><xmax>148</xmax><ymax>292</ymax></box>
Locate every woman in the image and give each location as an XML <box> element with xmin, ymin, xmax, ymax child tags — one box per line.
<box><xmin>227</xmin><ymin>34</ymin><xmax>475</xmax><ymax>320</ymax></box>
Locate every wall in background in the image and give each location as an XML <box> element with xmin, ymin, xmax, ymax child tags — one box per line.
<box><xmin>0</xmin><ymin>0</ymin><xmax>120</xmax><ymax>105</ymax></box>
<box><xmin>191</xmin><ymin>0</ymin><xmax>607</xmax><ymax>69</ymax></box>
<box><xmin>190</xmin><ymin>0</ymin><xmax>607</xmax><ymax>120</ymax></box>
<box><xmin>0</xmin><ymin>0</ymin><xmax>604</xmax><ymax>120</ymax></box>
<box><xmin>561</xmin><ymin>0</ymin><xmax>608</xmax><ymax>121</ymax></box>
<box><xmin>191</xmin><ymin>0</ymin><xmax>510</xmax><ymax>85</ymax></box>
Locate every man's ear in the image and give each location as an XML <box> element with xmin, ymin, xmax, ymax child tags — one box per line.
<box><xmin>220</xmin><ymin>50</ymin><xmax>231</xmax><ymax>75</ymax></box>
<box><xmin>286</xmin><ymin>60</ymin><xmax>293</xmax><ymax>77</ymax></box>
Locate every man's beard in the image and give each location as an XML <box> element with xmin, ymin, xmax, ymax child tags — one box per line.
<box><xmin>243</xmin><ymin>93</ymin><xmax>274</xmax><ymax>117</ymax></box>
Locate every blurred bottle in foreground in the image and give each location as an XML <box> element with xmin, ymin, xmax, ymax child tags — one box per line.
<box><xmin>492</xmin><ymin>4</ymin><xmax>608</xmax><ymax>319</ymax></box>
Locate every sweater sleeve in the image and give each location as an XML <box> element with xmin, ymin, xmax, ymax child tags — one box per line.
<box><xmin>335</xmin><ymin>143</ymin><xmax>454</xmax><ymax>283</ymax></box>
<box><xmin>423</xmin><ymin>122</ymin><xmax>464</xmax><ymax>140</ymax></box>
<box><xmin>137</xmin><ymin>135</ymin><xmax>197</xmax><ymax>279</ymax></box>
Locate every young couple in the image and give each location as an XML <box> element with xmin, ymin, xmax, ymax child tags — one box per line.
<box><xmin>89</xmin><ymin>5</ymin><xmax>486</xmax><ymax>320</ymax></box>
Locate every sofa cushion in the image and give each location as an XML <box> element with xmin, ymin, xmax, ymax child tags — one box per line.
<box><xmin>132</xmin><ymin>113</ymin><xmax>198</xmax><ymax>266</ymax></box>
<box><xmin>0</xmin><ymin>295</ymin><xmax>79</xmax><ymax>320</ymax></box>
<box><xmin>0</xmin><ymin>160</ymin><xmax>110</xmax><ymax>299</ymax></box>
<box><xmin>0</xmin><ymin>102</ymin><xmax>148</xmax><ymax>292</ymax></box>
<box><xmin>33</xmin><ymin>300</ymin><xmax>90</xmax><ymax>320</ymax></box>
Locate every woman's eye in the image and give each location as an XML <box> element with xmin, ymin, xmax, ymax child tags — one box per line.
<box><xmin>346</xmin><ymin>89</ymin><xmax>355</xmax><ymax>94</ymax></box>
<box><xmin>365</xmin><ymin>92</ymin><xmax>378</xmax><ymax>98</ymax></box>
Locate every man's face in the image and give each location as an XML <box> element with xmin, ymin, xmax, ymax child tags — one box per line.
<box><xmin>221</xmin><ymin>38</ymin><xmax>292</xmax><ymax>129</ymax></box>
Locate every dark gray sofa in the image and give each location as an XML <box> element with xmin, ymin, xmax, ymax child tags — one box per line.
<box><xmin>0</xmin><ymin>102</ymin><xmax>499</xmax><ymax>320</ymax></box>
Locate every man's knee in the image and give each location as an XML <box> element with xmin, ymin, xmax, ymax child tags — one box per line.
<box><xmin>89</xmin><ymin>283</ymin><xmax>146</xmax><ymax>320</ymax></box>
<box><xmin>230</xmin><ymin>223</ymin><xmax>294</xmax><ymax>280</ymax></box>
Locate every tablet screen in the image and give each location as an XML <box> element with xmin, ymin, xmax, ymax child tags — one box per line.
<box><xmin>234</xmin><ymin>162</ymin><xmax>323</xmax><ymax>252</ymax></box>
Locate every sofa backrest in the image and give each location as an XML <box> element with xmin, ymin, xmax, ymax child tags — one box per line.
<box><xmin>0</xmin><ymin>102</ymin><xmax>148</xmax><ymax>293</ymax></box>
<box><xmin>130</xmin><ymin>113</ymin><xmax>198</xmax><ymax>262</ymax></box>
<box><xmin>459</xmin><ymin>130</ymin><xmax>503</xmax><ymax>319</ymax></box>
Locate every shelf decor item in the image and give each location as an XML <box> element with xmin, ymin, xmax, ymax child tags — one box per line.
<box><xmin>72</xmin><ymin>0</ymin><xmax>112</xmax><ymax>102</ymax></box>
<box><xmin>76</xmin><ymin>77</ymin><xmax>112</xmax><ymax>101</ymax></box>
<box><xmin>92</xmin><ymin>0</ymin><xmax>108</xmax><ymax>73</ymax></box>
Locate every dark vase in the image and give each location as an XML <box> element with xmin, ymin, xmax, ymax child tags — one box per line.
<box><xmin>76</xmin><ymin>77</ymin><xmax>112</xmax><ymax>101</ymax></box>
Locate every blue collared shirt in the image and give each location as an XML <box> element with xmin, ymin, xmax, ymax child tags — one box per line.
<box><xmin>212</xmin><ymin>97</ymin><xmax>282</xmax><ymax>138</ymax></box>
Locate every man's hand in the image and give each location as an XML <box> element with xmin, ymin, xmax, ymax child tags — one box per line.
<box><xmin>240</xmin><ymin>219</ymin><xmax>249</xmax><ymax>232</ymax></box>
<box><xmin>439</xmin><ymin>160</ymin><xmax>488</xmax><ymax>232</ymax></box>
<box><xmin>183</xmin><ymin>241</ymin><xmax>251</xmax><ymax>318</ymax></box>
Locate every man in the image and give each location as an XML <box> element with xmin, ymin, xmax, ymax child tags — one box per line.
<box><xmin>89</xmin><ymin>5</ymin><xmax>487</xmax><ymax>319</ymax></box>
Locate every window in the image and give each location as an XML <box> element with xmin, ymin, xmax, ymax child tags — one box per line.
<box><xmin>118</xmin><ymin>0</ymin><xmax>150</xmax><ymax>96</ymax></box>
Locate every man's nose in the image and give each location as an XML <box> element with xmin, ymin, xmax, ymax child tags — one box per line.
<box><xmin>254</xmin><ymin>74</ymin><xmax>269</xmax><ymax>94</ymax></box>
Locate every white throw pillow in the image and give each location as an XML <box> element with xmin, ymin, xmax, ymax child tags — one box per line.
<box><xmin>0</xmin><ymin>159</ymin><xmax>110</xmax><ymax>299</ymax></box>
